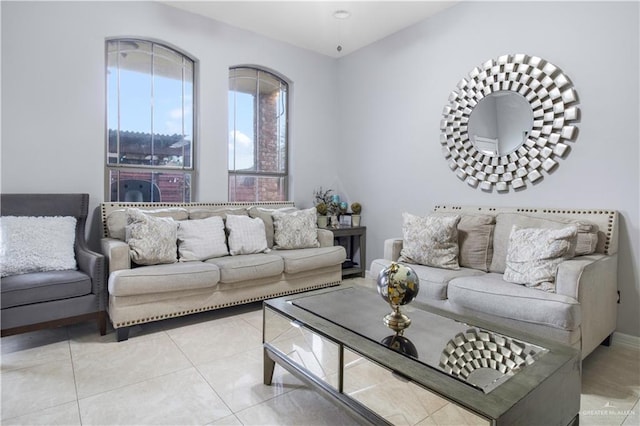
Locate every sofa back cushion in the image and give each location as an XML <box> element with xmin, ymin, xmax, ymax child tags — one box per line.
<box><xmin>188</xmin><ymin>207</ymin><xmax>248</xmax><ymax>220</ymax></box>
<box><xmin>491</xmin><ymin>213</ymin><xmax>598</xmax><ymax>273</ymax></box>
<box><xmin>107</xmin><ymin>207</ymin><xmax>188</xmax><ymax>240</ymax></box>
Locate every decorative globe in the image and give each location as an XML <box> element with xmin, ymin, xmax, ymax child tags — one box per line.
<box><xmin>376</xmin><ymin>262</ymin><xmax>420</xmax><ymax>307</ymax></box>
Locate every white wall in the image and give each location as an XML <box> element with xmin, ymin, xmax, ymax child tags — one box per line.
<box><xmin>336</xmin><ymin>1</ymin><xmax>640</xmax><ymax>336</ymax></box>
<box><xmin>2</xmin><ymin>1</ymin><xmax>639</xmax><ymax>338</ymax></box>
<box><xmin>1</xmin><ymin>0</ymin><xmax>339</xmax><ymax>240</ymax></box>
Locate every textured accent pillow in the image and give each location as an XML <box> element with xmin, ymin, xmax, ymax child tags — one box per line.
<box><xmin>126</xmin><ymin>208</ymin><xmax>178</xmax><ymax>265</ymax></box>
<box><xmin>177</xmin><ymin>216</ymin><xmax>228</xmax><ymax>261</ymax></box>
<box><xmin>225</xmin><ymin>214</ymin><xmax>269</xmax><ymax>255</ymax></box>
<box><xmin>272</xmin><ymin>208</ymin><xmax>320</xmax><ymax>249</ymax></box>
<box><xmin>248</xmin><ymin>206</ymin><xmax>298</xmax><ymax>248</ymax></box>
<box><xmin>504</xmin><ymin>225</ymin><xmax>577</xmax><ymax>292</ymax></box>
<box><xmin>398</xmin><ymin>213</ymin><xmax>461</xmax><ymax>270</ymax></box>
<box><xmin>107</xmin><ymin>207</ymin><xmax>188</xmax><ymax>240</ymax></box>
<box><xmin>0</xmin><ymin>216</ymin><xmax>77</xmax><ymax>277</ymax></box>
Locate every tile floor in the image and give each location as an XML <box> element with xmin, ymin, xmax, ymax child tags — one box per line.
<box><xmin>1</xmin><ymin>278</ymin><xmax>638</xmax><ymax>425</ymax></box>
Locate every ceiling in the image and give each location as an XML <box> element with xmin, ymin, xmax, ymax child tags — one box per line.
<box><xmin>162</xmin><ymin>1</ymin><xmax>458</xmax><ymax>58</ymax></box>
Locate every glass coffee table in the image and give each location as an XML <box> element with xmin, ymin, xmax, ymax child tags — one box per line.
<box><xmin>263</xmin><ymin>285</ymin><xmax>580</xmax><ymax>425</ymax></box>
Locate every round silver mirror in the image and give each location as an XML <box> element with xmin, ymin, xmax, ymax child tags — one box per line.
<box><xmin>467</xmin><ymin>91</ymin><xmax>533</xmax><ymax>157</ymax></box>
<box><xmin>440</xmin><ymin>54</ymin><xmax>580</xmax><ymax>192</ymax></box>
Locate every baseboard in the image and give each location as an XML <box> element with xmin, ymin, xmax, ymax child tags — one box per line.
<box><xmin>613</xmin><ymin>331</ymin><xmax>640</xmax><ymax>349</ymax></box>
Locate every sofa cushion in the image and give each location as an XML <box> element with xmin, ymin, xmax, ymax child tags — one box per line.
<box><xmin>504</xmin><ymin>225</ymin><xmax>577</xmax><ymax>292</ymax></box>
<box><xmin>225</xmin><ymin>215</ymin><xmax>269</xmax><ymax>255</ymax></box>
<box><xmin>1</xmin><ymin>270</ymin><xmax>91</xmax><ymax>308</ymax></box>
<box><xmin>272</xmin><ymin>208</ymin><xmax>320</xmax><ymax>249</ymax></box>
<box><xmin>108</xmin><ymin>262</ymin><xmax>220</xmax><ymax>297</ymax></box>
<box><xmin>370</xmin><ymin>258</ymin><xmax>484</xmax><ymax>301</ymax></box>
<box><xmin>248</xmin><ymin>206</ymin><xmax>298</xmax><ymax>248</ymax></box>
<box><xmin>274</xmin><ymin>246</ymin><xmax>346</xmax><ymax>274</ymax></box>
<box><xmin>1</xmin><ymin>216</ymin><xmax>77</xmax><ymax>277</ymax></box>
<box><xmin>106</xmin><ymin>207</ymin><xmax>188</xmax><ymax>240</ymax></box>
<box><xmin>188</xmin><ymin>207</ymin><xmax>248</xmax><ymax>220</ymax></box>
<box><xmin>126</xmin><ymin>209</ymin><xmax>178</xmax><ymax>265</ymax></box>
<box><xmin>177</xmin><ymin>216</ymin><xmax>228</xmax><ymax>261</ymax></box>
<box><xmin>398</xmin><ymin>213</ymin><xmax>460</xmax><ymax>270</ymax></box>
<box><xmin>491</xmin><ymin>213</ymin><xmax>599</xmax><ymax>273</ymax></box>
<box><xmin>448</xmin><ymin>273</ymin><xmax>581</xmax><ymax>331</ymax></box>
<box><xmin>205</xmin><ymin>253</ymin><xmax>284</xmax><ymax>283</ymax></box>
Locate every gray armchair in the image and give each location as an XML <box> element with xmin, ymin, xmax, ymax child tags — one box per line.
<box><xmin>1</xmin><ymin>193</ymin><xmax>106</xmax><ymax>336</ymax></box>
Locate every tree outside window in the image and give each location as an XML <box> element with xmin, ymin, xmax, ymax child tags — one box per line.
<box><xmin>228</xmin><ymin>67</ymin><xmax>288</xmax><ymax>202</ymax></box>
<box><xmin>106</xmin><ymin>39</ymin><xmax>195</xmax><ymax>202</ymax></box>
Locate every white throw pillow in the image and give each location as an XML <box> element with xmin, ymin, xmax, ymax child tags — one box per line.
<box><xmin>0</xmin><ymin>216</ymin><xmax>77</xmax><ymax>277</ymax></box>
<box><xmin>225</xmin><ymin>214</ymin><xmax>269</xmax><ymax>255</ymax></box>
<box><xmin>398</xmin><ymin>213</ymin><xmax>461</xmax><ymax>270</ymax></box>
<box><xmin>272</xmin><ymin>208</ymin><xmax>320</xmax><ymax>249</ymax></box>
<box><xmin>177</xmin><ymin>216</ymin><xmax>228</xmax><ymax>261</ymax></box>
<box><xmin>125</xmin><ymin>208</ymin><xmax>178</xmax><ymax>265</ymax></box>
<box><xmin>503</xmin><ymin>225</ymin><xmax>577</xmax><ymax>292</ymax></box>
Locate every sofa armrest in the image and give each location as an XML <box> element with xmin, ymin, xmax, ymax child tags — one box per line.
<box><xmin>101</xmin><ymin>238</ymin><xmax>131</xmax><ymax>274</ymax></box>
<box><xmin>317</xmin><ymin>229</ymin><xmax>334</xmax><ymax>247</ymax></box>
<box><xmin>556</xmin><ymin>254</ymin><xmax>618</xmax><ymax>357</ymax></box>
<box><xmin>75</xmin><ymin>241</ymin><xmax>106</xmax><ymax>310</ymax></box>
<box><xmin>384</xmin><ymin>238</ymin><xmax>404</xmax><ymax>261</ymax></box>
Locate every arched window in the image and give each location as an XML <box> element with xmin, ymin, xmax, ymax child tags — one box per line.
<box><xmin>106</xmin><ymin>39</ymin><xmax>195</xmax><ymax>202</ymax></box>
<box><xmin>228</xmin><ymin>67</ymin><xmax>288</xmax><ymax>201</ymax></box>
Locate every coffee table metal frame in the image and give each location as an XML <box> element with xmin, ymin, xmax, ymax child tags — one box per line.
<box><xmin>263</xmin><ymin>285</ymin><xmax>580</xmax><ymax>426</ymax></box>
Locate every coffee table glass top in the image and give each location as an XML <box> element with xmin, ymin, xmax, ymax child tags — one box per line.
<box><xmin>290</xmin><ymin>286</ymin><xmax>548</xmax><ymax>394</ymax></box>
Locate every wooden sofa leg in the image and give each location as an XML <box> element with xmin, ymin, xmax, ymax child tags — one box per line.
<box><xmin>601</xmin><ymin>334</ymin><xmax>613</xmax><ymax>347</ymax></box>
<box><xmin>116</xmin><ymin>327</ymin><xmax>130</xmax><ymax>342</ymax></box>
<box><xmin>98</xmin><ymin>311</ymin><xmax>107</xmax><ymax>336</ymax></box>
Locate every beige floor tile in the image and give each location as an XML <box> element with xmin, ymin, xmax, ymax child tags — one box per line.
<box><xmin>208</xmin><ymin>413</ymin><xmax>244</xmax><ymax>425</ymax></box>
<box><xmin>166</xmin><ymin>316</ymin><xmax>263</xmax><ymax>365</ymax></box>
<box><xmin>621</xmin><ymin>399</ymin><xmax>639</xmax><ymax>425</ymax></box>
<box><xmin>72</xmin><ymin>332</ymin><xmax>192</xmax><ymax>398</ymax></box>
<box><xmin>0</xmin><ymin>359</ymin><xmax>77</xmax><ymax>420</ymax></box>
<box><xmin>1</xmin><ymin>401</ymin><xmax>81</xmax><ymax>426</ymax></box>
<box><xmin>1</xmin><ymin>328</ymin><xmax>71</xmax><ymax>373</ymax></box>
<box><xmin>197</xmin><ymin>346</ymin><xmax>305</xmax><ymax>412</ymax></box>
<box><xmin>234</xmin><ymin>386</ymin><xmax>368</xmax><ymax>426</ymax></box>
<box><xmin>78</xmin><ymin>368</ymin><xmax>232</xmax><ymax>425</ymax></box>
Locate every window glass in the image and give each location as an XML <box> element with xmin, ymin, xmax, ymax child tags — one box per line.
<box><xmin>228</xmin><ymin>67</ymin><xmax>288</xmax><ymax>201</ymax></box>
<box><xmin>106</xmin><ymin>39</ymin><xmax>195</xmax><ymax>202</ymax></box>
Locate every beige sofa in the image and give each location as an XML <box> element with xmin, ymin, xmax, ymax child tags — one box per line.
<box><xmin>101</xmin><ymin>201</ymin><xmax>346</xmax><ymax>341</ymax></box>
<box><xmin>370</xmin><ymin>205</ymin><xmax>619</xmax><ymax>359</ymax></box>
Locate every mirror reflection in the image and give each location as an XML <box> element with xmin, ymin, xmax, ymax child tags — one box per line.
<box><xmin>467</xmin><ymin>91</ymin><xmax>533</xmax><ymax>157</ymax></box>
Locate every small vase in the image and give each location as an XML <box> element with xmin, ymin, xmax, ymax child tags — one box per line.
<box><xmin>317</xmin><ymin>215</ymin><xmax>328</xmax><ymax>228</ymax></box>
<box><xmin>330</xmin><ymin>215</ymin><xmax>339</xmax><ymax>228</ymax></box>
<box><xmin>352</xmin><ymin>215</ymin><xmax>361</xmax><ymax>227</ymax></box>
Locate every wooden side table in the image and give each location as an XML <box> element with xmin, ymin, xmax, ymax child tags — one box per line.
<box><xmin>329</xmin><ymin>226</ymin><xmax>366</xmax><ymax>278</ymax></box>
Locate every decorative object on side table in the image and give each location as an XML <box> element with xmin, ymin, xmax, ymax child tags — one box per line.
<box><xmin>350</xmin><ymin>202</ymin><xmax>361</xmax><ymax>226</ymax></box>
<box><xmin>315</xmin><ymin>202</ymin><xmax>328</xmax><ymax>228</ymax></box>
<box><xmin>376</xmin><ymin>262</ymin><xmax>420</xmax><ymax>333</ymax></box>
<box><xmin>313</xmin><ymin>187</ymin><xmax>333</xmax><ymax>228</ymax></box>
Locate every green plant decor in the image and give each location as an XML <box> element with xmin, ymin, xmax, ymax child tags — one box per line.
<box><xmin>351</xmin><ymin>202</ymin><xmax>362</xmax><ymax>215</ymax></box>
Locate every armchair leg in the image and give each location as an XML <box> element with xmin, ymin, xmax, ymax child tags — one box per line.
<box><xmin>601</xmin><ymin>334</ymin><xmax>613</xmax><ymax>347</ymax></box>
<box><xmin>116</xmin><ymin>327</ymin><xmax>130</xmax><ymax>342</ymax></box>
<box><xmin>98</xmin><ymin>311</ymin><xmax>107</xmax><ymax>336</ymax></box>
